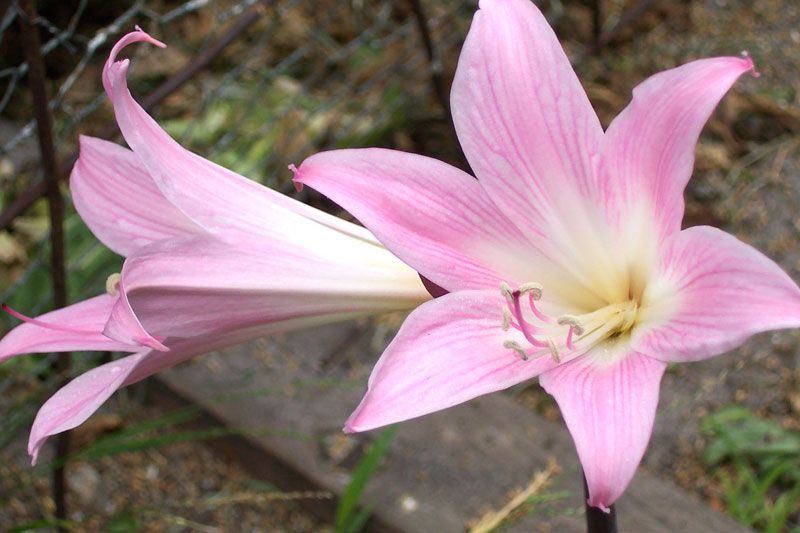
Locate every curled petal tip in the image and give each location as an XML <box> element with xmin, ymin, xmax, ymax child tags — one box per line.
<box><xmin>739</xmin><ymin>51</ymin><xmax>760</xmax><ymax>78</ymax></box>
<box><xmin>103</xmin><ymin>28</ymin><xmax>166</xmax><ymax>94</ymax></box>
<box><xmin>587</xmin><ymin>498</ymin><xmax>611</xmax><ymax>513</ymax></box>
<box><xmin>342</xmin><ymin>412</ymin><xmax>363</xmax><ymax>434</ymax></box>
<box><xmin>28</xmin><ymin>443</ymin><xmax>41</xmax><ymax>466</ymax></box>
<box><xmin>342</xmin><ymin>418</ymin><xmax>356</xmax><ymax>434</ymax></box>
<box><xmin>288</xmin><ymin>164</ymin><xmax>304</xmax><ymax>192</ymax></box>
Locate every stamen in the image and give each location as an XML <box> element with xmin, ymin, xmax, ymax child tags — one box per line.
<box><xmin>556</xmin><ymin>315</ymin><xmax>585</xmax><ymax>336</ymax></box>
<box><xmin>501</xmin><ymin>308</ymin><xmax>511</xmax><ymax>331</ymax></box>
<box><xmin>546</xmin><ymin>338</ymin><xmax>561</xmax><ymax>363</ymax></box>
<box><xmin>106</xmin><ymin>273</ymin><xmax>121</xmax><ymax>296</ymax></box>
<box><xmin>503</xmin><ymin>340</ymin><xmax>529</xmax><ymax>361</ymax></box>
<box><xmin>565</xmin><ymin>326</ymin><xmax>576</xmax><ymax>351</ymax></box>
<box><xmin>499</xmin><ymin>281</ymin><xmax>513</xmax><ymax>299</ymax></box>
<box><xmin>518</xmin><ymin>282</ymin><xmax>543</xmax><ymax>300</ymax></box>
<box><xmin>2</xmin><ymin>303</ymin><xmax>97</xmax><ymax>335</ymax></box>
<box><xmin>527</xmin><ymin>293</ymin><xmax>552</xmax><ymax>323</ymax></box>
<box><xmin>511</xmin><ymin>294</ymin><xmax>548</xmax><ymax>348</ymax></box>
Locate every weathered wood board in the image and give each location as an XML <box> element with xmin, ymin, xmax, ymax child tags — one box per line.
<box><xmin>153</xmin><ymin>321</ymin><xmax>752</xmax><ymax>532</ymax></box>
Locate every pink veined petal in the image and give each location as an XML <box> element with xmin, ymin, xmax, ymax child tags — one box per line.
<box><xmin>295</xmin><ymin>148</ymin><xmax>551</xmax><ymax>292</ymax></box>
<box><xmin>104</xmin><ymin>234</ymin><xmax>429</xmax><ymax>341</ymax></box>
<box><xmin>28</xmin><ymin>313</ymin><xmax>355</xmax><ymax>463</ymax></box>
<box><xmin>102</xmin><ymin>29</ymin><xmax>377</xmax><ymax>246</ymax></box>
<box><xmin>451</xmin><ymin>0</ymin><xmax>603</xmax><ymax>249</ymax></box>
<box><xmin>633</xmin><ymin>225</ymin><xmax>800</xmax><ymax>362</ymax></box>
<box><xmin>344</xmin><ymin>290</ymin><xmax>561</xmax><ymax>432</ymax></box>
<box><xmin>598</xmin><ymin>57</ymin><xmax>757</xmax><ymax>241</ymax></box>
<box><xmin>70</xmin><ymin>136</ymin><xmax>203</xmax><ymax>257</ymax></box>
<box><xmin>120</xmin><ymin>314</ymin><xmax>349</xmax><ymax>386</ymax></box>
<box><xmin>103</xmin><ymin>277</ymin><xmax>168</xmax><ymax>352</ymax></box>
<box><xmin>28</xmin><ymin>352</ymin><xmax>146</xmax><ymax>465</ymax></box>
<box><xmin>0</xmin><ymin>295</ymin><xmax>139</xmax><ymax>363</ymax></box>
<box><xmin>539</xmin><ymin>351</ymin><xmax>667</xmax><ymax>511</ymax></box>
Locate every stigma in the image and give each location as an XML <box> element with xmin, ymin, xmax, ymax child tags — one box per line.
<box><xmin>499</xmin><ymin>281</ymin><xmax>639</xmax><ymax>363</ymax></box>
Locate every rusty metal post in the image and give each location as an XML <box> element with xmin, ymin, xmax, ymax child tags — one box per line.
<box><xmin>17</xmin><ymin>0</ymin><xmax>70</xmax><ymax>528</ymax></box>
<box><xmin>407</xmin><ymin>0</ymin><xmax>471</xmax><ymax>172</ymax></box>
<box><xmin>592</xmin><ymin>0</ymin><xmax>603</xmax><ymax>52</ymax></box>
<box><xmin>0</xmin><ymin>0</ymin><xmax>273</xmax><ymax>231</ymax></box>
<box><xmin>600</xmin><ymin>0</ymin><xmax>660</xmax><ymax>48</ymax></box>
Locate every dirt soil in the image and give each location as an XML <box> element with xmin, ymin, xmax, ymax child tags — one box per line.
<box><xmin>0</xmin><ymin>405</ymin><xmax>327</xmax><ymax>532</ymax></box>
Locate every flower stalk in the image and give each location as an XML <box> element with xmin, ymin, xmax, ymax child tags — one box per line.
<box><xmin>585</xmin><ymin>474</ymin><xmax>618</xmax><ymax>533</ymax></box>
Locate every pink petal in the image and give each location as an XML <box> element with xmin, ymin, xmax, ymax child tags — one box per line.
<box><xmin>539</xmin><ymin>351</ymin><xmax>667</xmax><ymax>510</ymax></box>
<box><xmin>450</xmin><ymin>0</ymin><xmax>603</xmax><ymax>245</ymax></box>
<box><xmin>0</xmin><ymin>295</ymin><xmax>138</xmax><ymax>363</ymax></box>
<box><xmin>28</xmin><ymin>315</ymin><xmax>345</xmax><ymax>462</ymax></box>
<box><xmin>102</xmin><ymin>277</ymin><xmax>168</xmax><ymax>352</ymax></box>
<box><xmin>104</xmin><ymin>234</ymin><xmax>428</xmax><ymax>341</ymax></box>
<box><xmin>345</xmin><ymin>290</ymin><xmax>560</xmax><ymax>432</ymax></box>
<box><xmin>70</xmin><ymin>136</ymin><xmax>203</xmax><ymax>257</ymax></box>
<box><xmin>120</xmin><ymin>317</ymin><xmax>342</xmax><ymax>386</ymax></box>
<box><xmin>295</xmin><ymin>148</ymin><xmax>548</xmax><ymax>292</ymax></box>
<box><xmin>102</xmin><ymin>29</ymin><xmax>377</xmax><ymax>245</ymax></box>
<box><xmin>633</xmin><ymin>225</ymin><xmax>800</xmax><ymax>362</ymax></box>
<box><xmin>28</xmin><ymin>352</ymin><xmax>146</xmax><ymax>465</ymax></box>
<box><xmin>598</xmin><ymin>57</ymin><xmax>756</xmax><ymax>241</ymax></box>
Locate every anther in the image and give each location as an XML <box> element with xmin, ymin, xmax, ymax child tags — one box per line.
<box><xmin>503</xmin><ymin>340</ymin><xmax>529</xmax><ymax>361</ymax></box>
<box><xmin>501</xmin><ymin>308</ymin><xmax>511</xmax><ymax>331</ymax></box>
<box><xmin>557</xmin><ymin>314</ymin><xmax>585</xmax><ymax>336</ymax></box>
<box><xmin>106</xmin><ymin>273</ymin><xmax>121</xmax><ymax>296</ymax></box>
<box><xmin>518</xmin><ymin>282</ymin><xmax>543</xmax><ymax>300</ymax></box>
<box><xmin>499</xmin><ymin>281</ymin><xmax>513</xmax><ymax>299</ymax></box>
<box><xmin>546</xmin><ymin>338</ymin><xmax>561</xmax><ymax>363</ymax></box>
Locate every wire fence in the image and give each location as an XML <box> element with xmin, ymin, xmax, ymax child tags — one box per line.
<box><xmin>0</xmin><ymin>0</ymin><xmax>475</xmax><ymax>317</ymax></box>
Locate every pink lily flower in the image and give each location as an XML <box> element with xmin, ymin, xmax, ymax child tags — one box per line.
<box><xmin>294</xmin><ymin>0</ymin><xmax>800</xmax><ymax>510</ymax></box>
<box><xmin>0</xmin><ymin>29</ymin><xmax>430</xmax><ymax>464</ymax></box>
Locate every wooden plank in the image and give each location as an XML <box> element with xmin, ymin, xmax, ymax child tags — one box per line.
<box><xmin>153</xmin><ymin>322</ymin><xmax>752</xmax><ymax>532</ymax></box>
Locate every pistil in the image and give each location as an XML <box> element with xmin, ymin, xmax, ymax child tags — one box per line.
<box><xmin>2</xmin><ymin>303</ymin><xmax>98</xmax><ymax>335</ymax></box>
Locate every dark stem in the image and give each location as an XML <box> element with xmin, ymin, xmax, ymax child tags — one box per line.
<box><xmin>600</xmin><ymin>0</ymin><xmax>659</xmax><ymax>48</ymax></box>
<box><xmin>584</xmin><ymin>473</ymin><xmax>618</xmax><ymax>533</ymax></box>
<box><xmin>18</xmin><ymin>0</ymin><xmax>69</xmax><ymax>529</ymax></box>
<box><xmin>407</xmin><ymin>0</ymin><xmax>471</xmax><ymax>173</ymax></box>
<box><xmin>591</xmin><ymin>0</ymin><xmax>603</xmax><ymax>53</ymax></box>
<box><xmin>0</xmin><ymin>0</ymin><xmax>273</xmax><ymax>231</ymax></box>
